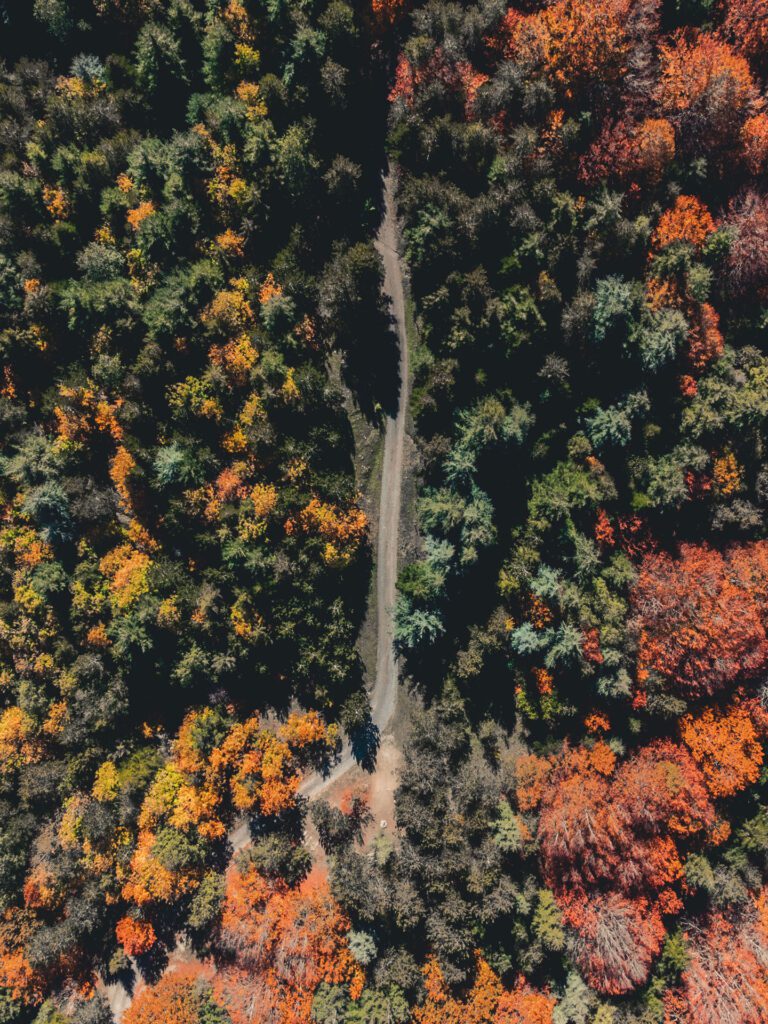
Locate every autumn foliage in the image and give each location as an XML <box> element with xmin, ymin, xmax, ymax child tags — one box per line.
<box><xmin>213</xmin><ymin>864</ymin><xmax>363</xmax><ymax>1024</ymax></box>
<box><xmin>413</xmin><ymin>954</ymin><xmax>554</xmax><ymax>1024</ymax></box>
<box><xmin>651</xmin><ymin>196</ymin><xmax>716</xmax><ymax>253</ymax></box>
<box><xmin>371</xmin><ymin>0</ymin><xmax>408</xmax><ymax>27</ymax></box>
<box><xmin>722</xmin><ymin>0</ymin><xmax>768</xmax><ymax>65</ymax></box>
<box><xmin>664</xmin><ymin>892</ymin><xmax>768</xmax><ymax>1023</ymax></box>
<box><xmin>680</xmin><ymin>697</ymin><xmax>767</xmax><ymax>798</ymax></box>
<box><xmin>286</xmin><ymin>496</ymin><xmax>368</xmax><ymax>567</ymax></box>
<box><xmin>522</xmin><ymin>739</ymin><xmax>719</xmax><ymax>993</ymax></box>
<box><xmin>494</xmin><ymin>0</ymin><xmax>634</xmax><ymax>98</ymax></box>
<box><xmin>115</xmin><ymin>916</ymin><xmax>157</xmax><ymax>957</ymax></box>
<box><xmin>122</xmin><ymin>708</ymin><xmax>338</xmax><ymax>908</ymax></box>
<box><xmin>631</xmin><ymin>542</ymin><xmax>768</xmax><ymax>696</ymax></box>
<box><xmin>7</xmin><ymin>0</ymin><xmax>768</xmax><ymax>1018</ymax></box>
<box><xmin>724</xmin><ymin>191</ymin><xmax>768</xmax><ymax>297</ymax></box>
<box><xmin>656</xmin><ymin>30</ymin><xmax>760</xmax><ymax>148</ymax></box>
<box><xmin>124</xmin><ymin>967</ymin><xmax>220</xmax><ymax>1024</ymax></box>
<box><xmin>118</xmin><ymin>864</ymin><xmax>365</xmax><ymax>1024</ymax></box>
<box><xmin>383</xmin><ymin>0</ymin><xmax>768</xmax><ymax>1017</ymax></box>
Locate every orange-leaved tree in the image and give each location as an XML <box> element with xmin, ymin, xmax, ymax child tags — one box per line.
<box><xmin>212</xmin><ymin>864</ymin><xmax>363</xmax><ymax>1024</ymax></box>
<box><xmin>680</xmin><ymin>696</ymin><xmax>767</xmax><ymax>798</ymax></box>
<box><xmin>124</xmin><ymin>966</ymin><xmax>223</xmax><ymax>1024</ymax></box>
<box><xmin>722</xmin><ymin>0</ymin><xmax>768</xmax><ymax>66</ymax></box>
<box><xmin>650</xmin><ymin>195</ymin><xmax>716</xmax><ymax>252</ymax></box>
<box><xmin>656</xmin><ymin>30</ymin><xmax>760</xmax><ymax>147</ymax></box>
<box><xmin>122</xmin><ymin>707</ymin><xmax>338</xmax><ymax>908</ymax></box>
<box><xmin>493</xmin><ymin>0</ymin><xmax>633</xmax><ymax>99</ymax></box>
<box><xmin>412</xmin><ymin>953</ymin><xmax>555</xmax><ymax>1024</ymax></box>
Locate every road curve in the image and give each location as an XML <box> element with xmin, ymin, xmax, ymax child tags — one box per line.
<box><xmin>102</xmin><ymin>167</ymin><xmax>408</xmax><ymax>1018</ymax></box>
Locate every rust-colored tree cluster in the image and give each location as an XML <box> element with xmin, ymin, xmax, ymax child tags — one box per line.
<box><xmin>519</xmin><ymin>740</ymin><xmax>722</xmax><ymax>993</ymax></box>
<box><xmin>631</xmin><ymin>542</ymin><xmax>768</xmax><ymax>697</ymax></box>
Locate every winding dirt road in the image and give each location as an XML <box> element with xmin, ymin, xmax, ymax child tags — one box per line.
<box><xmin>102</xmin><ymin>168</ymin><xmax>408</xmax><ymax>1020</ymax></box>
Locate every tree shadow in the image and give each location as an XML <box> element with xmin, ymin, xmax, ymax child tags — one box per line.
<box><xmin>341</xmin><ymin>299</ymin><xmax>402</xmax><ymax>425</ymax></box>
<box><xmin>104</xmin><ymin>958</ymin><xmax>138</xmax><ymax>996</ymax></box>
<box><xmin>351</xmin><ymin>718</ymin><xmax>381</xmax><ymax>773</ymax></box>
<box><xmin>135</xmin><ymin>943</ymin><xmax>169</xmax><ymax>986</ymax></box>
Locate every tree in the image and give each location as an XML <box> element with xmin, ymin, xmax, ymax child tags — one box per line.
<box><xmin>123</xmin><ymin>967</ymin><xmax>229</xmax><ymax>1024</ymax></box>
<box><xmin>114</xmin><ymin>917</ymin><xmax>156</xmax><ymax>957</ymax></box>
<box><xmin>651</xmin><ymin>197</ymin><xmax>716</xmax><ymax>253</ymax></box>
<box><xmin>530</xmin><ymin>739</ymin><xmax>716</xmax><ymax>994</ymax></box>
<box><xmin>742</xmin><ymin>113</ymin><xmax>768</xmax><ymax>172</ymax></box>
<box><xmin>567</xmin><ymin>893</ymin><xmax>666</xmax><ymax>997</ymax></box>
<box><xmin>497</xmin><ymin>979</ymin><xmax>557</xmax><ymax>1024</ymax></box>
<box><xmin>495</xmin><ymin>0</ymin><xmax>634</xmax><ymax>98</ymax></box>
<box><xmin>371</xmin><ymin>0</ymin><xmax>408</xmax><ymax>28</ymax></box>
<box><xmin>655</xmin><ymin>31</ymin><xmax>758</xmax><ymax>148</ymax></box>
<box><xmin>412</xmin><ymin>954</ymin><xmax>554</xmax><ymax>1024</ymax></box>
<box><xmin>631</xmin><ymin>543</ymin><xmax>768</xmax><ymax>697</ymax></box>
<box><xmin>680</xmin><ymin>698</ymin><xmax>766</xmax><ymax>798</ymax></box>
<box><xmin>664</xmin><ymin>893</ymin><xmax>768</xmax><ymax>1023</ymax></box>
<box><xmin>214</xmin><ymin>865</ymin><xmax>363</xmax><ymax>1024</ymax></box>
<box><xmin>123</xmin><ymin>708</ymin><xmax>339</xmax><ymax>910</ymax></box>
<box><xmin>722</xmin><ymin>0</ymin><xmax>768</xmax><ymax>66</ymax></box>
<box><xmin>724</xmin><ymin>192</ymin><xmax>768</xmax><ymax>297</ymax></box>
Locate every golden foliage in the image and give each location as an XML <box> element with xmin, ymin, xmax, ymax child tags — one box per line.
<box><xmin>0</xmin><ymin>706</ymin><xmax>43</xmax><ymax>774</ymax></box>
<box><xmin>99</xmin><ymin>544</ymin><xmax>152</xmax><ymax>609</ymax></box>
<box><xmin>203</xmin><ymin>286</ymin><xmax>254</xmax><ymax>331</ymax></box>
<box><xmin>235</xmin><ymin>81</ymin><xmax>267</xmax><ymax>119</ymax></box>
<box><xmin>54</xmin><ymin>384</ymin><xmax>124</xmax><ymax>444</ymax></box>
<box><xmin>110</xmin><ymin>445</ymin><xmax>137</xmax><ymax>508</ymax></box>
<box><xmin>712</xmin><ymin>451</ymin><xmax>742</xmax><ymax>496</ymax></box>
<box><xmin>209</xmin><ymin>332</ymin><xmax>257</xmax><ymax>383</ymax></box>
<box><xmin>42</xmin><ymin>185</ymin><xmax>69</xmax><ymax>220</ymax></box>
<box><xmin>123</xmin><ymin>708</ymin><xmax>338</xmax><ymax>908</ymax></box>
<box><xmin>92</xmin><ymin>761</ymin><xmax>120</xmax><ymax>802</ymax></box>
<box><xmin>259</xmin><ymin>272</ymin><xmax>283</xmax><ymax>305</ymax></box>
<box><xmin>635</xmin><ymin>118</ymin><xmax>676</xmax><ymax>183</ymax></box>
<box><xmin>285</xmin><ymin>496</ymin><xmax>368</xmax><ymax>566</ymax></box>
<box><xmin>126</xmin><ymin>201</ymin><xmax>155</xmax><ymax>230</ymax></box>
<box><xmin>215</xmin><ymin>228</ymin><xmax>246</xmax><ymax>256</ymax></box>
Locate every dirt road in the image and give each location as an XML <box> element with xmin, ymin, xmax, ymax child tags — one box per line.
<box><xmin>297</xmin><ymin>168</ymin><xmax>408</xmax><ymax>803</ymax></box>
<box><xmin>102</xmin><ymin>167</ymin><xmax>408</xmax><ymax>1018</ymax></box>
<box><xmin>371</xmin><ymin>168</ymin><xmax>409</xmax><ymax>741</ymax></box>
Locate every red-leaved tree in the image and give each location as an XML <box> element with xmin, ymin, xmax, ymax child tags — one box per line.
<box><xmin>631</xmin><ymin>542</ymin><xmax>768</xmax><ymax>697</ymax></box>
<box><xmin>664</xmin><ymin>891</ymin><xmax>768</xmax><ymax>1023</ymax></box>
<box><xmin>527</xmin><ymin>739</ymin><xmax>717</xmax><ymax>994</ymax></box>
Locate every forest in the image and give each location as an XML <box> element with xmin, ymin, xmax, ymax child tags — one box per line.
<box><xmin>2</xmin><ymin>1</ymin><xmax>768</xmax><ymax>1023</ymax></box>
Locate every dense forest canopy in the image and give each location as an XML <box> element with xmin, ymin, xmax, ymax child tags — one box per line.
<box><xmin>3</xmin><ymin>1</ymin><xmax>768</xmax><ymax>1023</ymax></box>
<box><xmin>0</xmin><ymin>2</ymin><xmax>390</xmax><ymax>1020</ymax></box>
